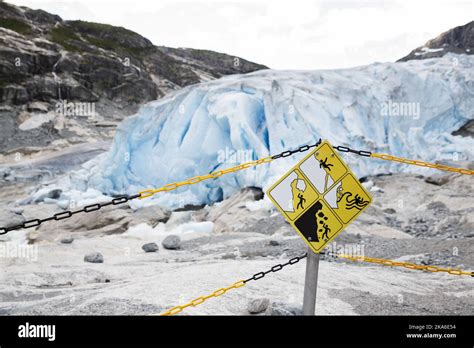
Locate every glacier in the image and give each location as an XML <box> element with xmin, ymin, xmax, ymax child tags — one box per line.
<box><xmin>70</xmin><ymin>53</ymin><xmax>474</xmax><ymax>208</ymax></box>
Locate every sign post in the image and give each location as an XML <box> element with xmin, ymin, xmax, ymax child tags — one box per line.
<box><xmin>302</xmin><ymin>247</ymin><xmax>320</xmax><ymax>315</ymax></box>
<box><xmin>266</xmin><ymin>140</ymin><xmax>373</xmax><ymax>315</ymax></box>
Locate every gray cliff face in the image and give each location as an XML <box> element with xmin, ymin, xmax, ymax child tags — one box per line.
<box><xmin>398</xmin><ymin>21</ymin><xmax>473</xmax><ymax>62</ymax></box>
<box><xmin>0</xmin><ymin>2</ymin><xmax>268</xmax><ymax>152</ymax></box>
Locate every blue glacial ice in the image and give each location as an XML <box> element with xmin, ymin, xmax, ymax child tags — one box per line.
<box><xmin>73</xmin><ymin>53</ymin><xmax>474</xmax><ymax>208</ymax></box>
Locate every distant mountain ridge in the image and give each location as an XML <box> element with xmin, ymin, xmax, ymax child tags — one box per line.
<box><xmin>0</xmin><ymin>1</ymin><xmax>267</xmax><ymax>152</ymax></box>
<box><xmin>398</xmin><ymin>21</ymin><xmax>473</xmax><ymax>61</ymax></box>
<box><xmin>0</xmin><ymin>2</ymin><xmax>267</xmax><ymax>106</ymax></box>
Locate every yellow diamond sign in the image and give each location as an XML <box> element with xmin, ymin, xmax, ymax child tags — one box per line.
<box><xmin>266</xmin><ymin>140</ymin><xmax>372</xmax><ymax>253</ymax></box>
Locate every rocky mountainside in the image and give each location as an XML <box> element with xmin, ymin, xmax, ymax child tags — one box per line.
<box><xmin>0</xmin><ymin>1</ymin><xmax>267</xmax><ymax>153</ymax></box>
<box><xmin>398</xmin><ymin>21</ymin><xmax>473</xmax><ymax>61</ymax></box>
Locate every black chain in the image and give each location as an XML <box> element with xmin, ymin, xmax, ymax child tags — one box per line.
<box><xmin>271</xmin><ymin>139</ymin><xmax>372</xmax><ymax>160</ymax></box>
<box><xmin>1</xmin><ymin>140</ymin><xmax>374</xmax><ymax>236</ymax></box>
<box><xmin>332</xmin><ymin>145</ymin><xmax>372</xmax><ymax>157</ymax></box>
<box><xmin>0</xmin><ymin>193</ymin><xmax>141</xmax><ymax>235</ymax></box>
<box><xmin>271</xmin><ymin>139</ymin><xmax>322</xmax><ymax>160</ymax></box>
<box><xmin>243</xmin><ymin>253</ymin><xmax>307</xmax><ymax>283</ymax></box>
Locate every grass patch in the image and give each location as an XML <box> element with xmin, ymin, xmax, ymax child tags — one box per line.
<box><xmin>0</xmin><ymin>18</ymin><xmax>32</xmax><ymax>34</ymax></box>
<box><xmin>50</xmin><ymin>25</ymin><xmax>83</xmax><ymax>52</ymax></box>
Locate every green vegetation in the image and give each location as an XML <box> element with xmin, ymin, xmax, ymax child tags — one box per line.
<box><xmin>0</xmin><ymin>17</ymin><xmax>32</xmax><ymax>34</ymax></box>
<box><xmin>82</xmin><ymin>34</ymin><xmax>149</xmax><ymax>57</ymax></box>
<box><xmin>71</xmin><ymin>20</ymin><xmax>138</xmax><ymax>37</ymax></box>
<box><xmin>69</xmin><ymin>20</ymin><xmax>151</xmax><ymax>57</ymax></box>
<box><xmin>50</xmin><ymin>25</ymin><xmax>83</xmax><ymax>52</ymax></box>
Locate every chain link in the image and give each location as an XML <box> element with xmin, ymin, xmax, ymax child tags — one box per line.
<box><xmin>371</xmin><ymin>153</ymin><xmax>474</xmax><ymax>175</ymax></box>
<box><xmin>271</xmin><ymin>139</ymin><xmax>322</xmax><ymax>160</ymax></box>
<box><xmin>324</xmin><ymin>251</ymin><xmax>473</xmax><ymax>277</ymax></box>
<box><xmin>158</xmin><ymin>250</ymin><xmax>472</xmax><ymax>316</ymax></box>
<box><xmin>159</xmin><ymin>253</ymin><xmax>307</xmax><ymax>316</ymax></box>
<box><xmin>333</xmin><ymin>145</ymin><xmax>372</xmax><ymax>157</ymax></box>
<box><xmin>159</xmin><ymin>280</ymin><xmax>246</xmax><ymax>316</ymax></box>
<box><xmin>138</xmin><ymin>156</ymin><xmax>275</xmax><ymax>199</ymax></box>
<box><xmin>0</xmin><ymin>142</ymin><xmax>320</xmax><ymax>234</ymax></box>
<box><xmin>139</xmin><ymin>140</ymin><xmax>324</xmax><ymax>200</ymax></box>
<box><xmin>0</xmin><ymin>194</ymin><xmax>141</xmax><ymax>235</ymax></box>
<box><xmin>2</xmin><ymin>140</ymin><xmax>472</xmax><ymax>234</ymax></box>
<box><xmin>243</xmin><ymin>254</ymin><xmax>307</xmax><ymax>282</ymax></box>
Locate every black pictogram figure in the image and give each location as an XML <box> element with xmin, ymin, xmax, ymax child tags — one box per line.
<box><xmin>320</xmin><ymin>223</ymin><xmax>331</xmax><ymax>240</ymax></box>
<box><xmin>295</xmin><ymin>201</ymin><xmax>332</xmax><ymax>244</ymax></box>
<box><xmin>319</xmin><ymin>157</ymin><xmax>333</xmax><ymax>171</ymax></box>
<box><xmin>296</xmin><ymin>193</ymin><xmax>306</xmax><ymax>210</ymax></box>
<box><xmin>317</xmin><ymin>212</ymin><xmax>330</xmax><ymax>240</ymax></box>
<box><xmin>337</xmin><ymin>192</ymin><xmax>369</xmax><ymax>210</ymax></box>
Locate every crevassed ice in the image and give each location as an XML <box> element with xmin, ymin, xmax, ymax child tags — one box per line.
<box><xmin>76</xmin><ymin>53</ymin><xmax>474</xmax><ymax>208</ymax></box>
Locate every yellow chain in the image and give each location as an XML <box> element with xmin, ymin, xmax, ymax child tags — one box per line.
<box><xmin>156</xmin><ymin>254</ymin><xmax>471</xmax><ymax>316</ymax></box>
<box><xmin>371</xmin><ymin>153</ymin><xmax>474</xmax><ymax>175</ymax></box>
<box><xmin>138</xmin><ymin>156</ymin><xmax>274</xmax><ymax>199</ymax></box>
<box><xmin>159</xmin><ymin>280</ymin><xmax>246</xmax><ymax>316</ymax></box>
<box><xmin>138</xmin><ymin>151</ymin><xmax>472</xmax><ymax>199</ymax></box>
<box><xmin>338</xmin><ymin>254</ymin><xmax>473</xmax><ymax>276</ymax></box>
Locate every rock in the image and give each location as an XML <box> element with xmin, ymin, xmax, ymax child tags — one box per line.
<box><xmin>0</xmin><ymin>2</ymin><xmax>266</xmax><ymax>153</ymax></box>
<box><xmin>362</xmin><ymin>180</ymin><xmax>374</xmax><ymax>190</ymax></box>
<box><xmin>424</xmin><ymin>174</ymin><xmax>451</xmax><ymax>186</ymax></box>
<box><xmin>427</xmin><ymin>201</ymin><xmax>448</xmax><ymax>211</ymax></box>
<box><xmin>10</xmin><ymin>207</ymin><xmax>24</xmax><ymax>214</ymax></box>
<box><xmin>132</xmin><ymin>205</ymin><xmax>171</xmax><ymax>226</ymax></box>
<box><xmin>269</xmin><ymin>240</ymin><xmax>280</xmax><ymax>246</ymax></box>
<box><xmin>162</xmin><ymin>235</ymin><xmax>181</xmax><ymax>250</ymax></box>
<box><xmin>142</xmin><ymin>242</ymin><xmax>159</xmax><ymax>253</ymax></box>
<box><xmin>266</xmin><ymin>302</ymin><xmax>302</xmax><ymax>316</ymax></box>
<box><xmin>60</xmin><ymin>237</ymin><xmax>74</xmax><ymax>244</ymax></box>
<box><xmin>174</xmin><ymin>204</ymin><xmax>206</xmax><ymax>212</ymax></box>
<box><xmin>383</xmin><ymin>208</ymin><xmax>396</xmax><ymax>214</ymax></box>
<box><xmin>84</xmin><ymin>252</ymin><xmax>103</xmax><ymax>263</ymax></box>
<box><xmin>436</xmin><ymin>216</ymin><xmax>461</xmax><ymax>234</ymax></box>
<box><xmin>399</xmin><ymin>21</ymin><xmax>474</xmax><ymax>62</ymax></box>
<box><xmin>0</xmin><ymin>210</ymin><xmax>25</xmax><ymax>230</ymax></box>
<box><xmin>51</xmin><ymin>208</ymin><xmax>132</xmax><ymax>235</ymax></box>
<box><xmin>247</xmin><ymin>298</ymin><xmax>270</xmax><ymax>314</ymax></box>
<box><xmin>203</xmin><ymin>188</ymin><xmax>272</xmax><ymax>233</ymax></box>
<box><xmin>458</xmin><ymin>215</ymin><xmax>474</xmax><ymax>231</ymax></box>
<box><xmin>27</xmin><ymin>101</ymin><xmax>49</xmax><ymax>113</ymax></box>
<box><xmin>32</xmin><ymin>187</ymin><xmax>63</xmax><ymax>203</ymax></box>
<box><xmin>243</xmin><ymin>186</ymin><xmax>264</xmax><ymax>201</ymax></box>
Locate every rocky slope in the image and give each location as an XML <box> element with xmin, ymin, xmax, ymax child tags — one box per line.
<box><xmin>398</xmin><ymin>21</ymin><xmax>473</xmax><ymax>61</ymax></box>
<box><xmin>0</xmin><ymin>1</ymin><xmax>267</xmax><ymax>153</ymax></box>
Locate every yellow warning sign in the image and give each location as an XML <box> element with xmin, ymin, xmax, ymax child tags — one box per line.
<box><xmin>266</xmin><ymin>140</ymin><xmax>372</xmax><ymax>253</ymax></box>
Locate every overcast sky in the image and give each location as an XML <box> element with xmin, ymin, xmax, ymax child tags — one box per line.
<box><xmin>9</xmin><ymin>0</ymin><xmax>474</xmax><ymax>69</ymax></box>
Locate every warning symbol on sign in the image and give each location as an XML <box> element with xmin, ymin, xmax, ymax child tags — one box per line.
<box><xmin>266</xmin><ymin>140</ymin><xmax>372</xmax><ymax>253</ymax></box>
<box><xmin>267</xmin><ymin>168</ymin><xmax>319</xmax><ymax>221</ymax></box>
<box><xmin>324</xmin><ymin>174</ymin><xmax>371</xmax><ymax>224</ymax></box>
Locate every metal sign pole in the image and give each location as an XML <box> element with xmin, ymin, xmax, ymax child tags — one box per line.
<box><xmin>302</xmin><ymin>247</ymin><xmax>320</xmax><ymax>315</ymax></box>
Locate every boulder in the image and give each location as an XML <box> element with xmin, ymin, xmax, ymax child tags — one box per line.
<box><xmin>247</xmin><ymin>298</ymin><xmax>270</xmax><ymax>314</ymax></box>
<box><xmin>132</xmin><ymin>205</ymin><xmax>171</xmax><ymax>227</ymax></box>
<box><xmin>142</xmin><ymin>242</ymin><xmax>159</xmax><ymax>253</ymax></box>
<box><xmin>266</xmin><ymin>302</ymin><xmax>302</xmax><ymax>316</ymax></box>
<box><xmin>84</xmin><ymin>252</ymin><xmax>103</xmax><ymax>263</ymax></box>
<box><xmin>162</xmin><ymin>235</ymin><xmax>181</xmax><ymax>250</ymax></box>
<box><xmin>60</xmin><ymin>236</ymin><xmax>74</xmax><ymax>244</ymax></box>
<box><xmin>424</xmin><ymin>174</ymin><xmax>451</xmax><ymax>186</ymax></box>
<box><xmin>0</xmin><ymin>210</ymin><xmax>25</xmax><ymax>230</ymax></box>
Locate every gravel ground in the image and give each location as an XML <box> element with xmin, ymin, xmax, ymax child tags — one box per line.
<box><xmin>0</xmin><ymin>163</ymin><xmax>473</xmax><ymax>315</ymax></box>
